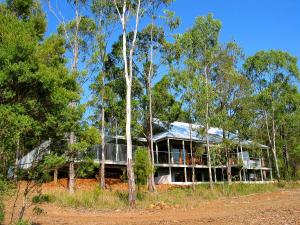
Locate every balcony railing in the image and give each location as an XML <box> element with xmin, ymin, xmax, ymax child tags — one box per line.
<box><xmin>89</xmin><ymin>144</ymin><xmax>270</xmax><ymax>169</ymax></box>
<box><xmin>156</xmin><ymin>151</ymin><xmax>169</xmax><ymax>164</ymax></box>
<box><xmin>90</xmin><ymin>143</ymin><xmax>141</xmax><ymax>163</ymax></box>
<box><xmin>155</xmin><ymin>151</ymin><xmax>208</xmax><ymax>166</ymax></box>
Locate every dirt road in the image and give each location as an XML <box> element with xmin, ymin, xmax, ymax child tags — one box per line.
<box><xmin>5</xmin><ymin>189</ymin><xmax>300</xmax><ymax>225</ymax></box>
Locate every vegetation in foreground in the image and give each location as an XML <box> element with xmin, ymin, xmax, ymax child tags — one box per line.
<box><xmin>46</xmin><ymin>181</ymin><xmax>300</xmax><ymax>210</ymax></box>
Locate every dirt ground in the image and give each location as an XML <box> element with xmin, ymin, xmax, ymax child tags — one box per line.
<box><xmin>4</xmin><ymin>184</ymin><xmax>300</xmax><ymax>225</ymax></box>
<box><xmin>40</xmin><ymin>178</ymin><xmax>173</xmax><ymax>192</ymax></box>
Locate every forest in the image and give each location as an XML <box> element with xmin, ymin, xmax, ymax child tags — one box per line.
<box><xmin>0</xmin><ymin>0</ymin><xmax>300</xmax><ymax>223</ymax></box>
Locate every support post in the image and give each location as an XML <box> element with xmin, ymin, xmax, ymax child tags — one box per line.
<box><xmin>182</xmin><ymin>140</ymin><xmax>187</xmax><ymax>182</ymax></box>
<box><xmin>214</xmin><ymin>167</ymin><xmax>217</xmax><ymax>182</ymax></box>
<box><xmin>116</xmin><ymin>144</ymin><xmax>119</xmax><ymax>162</ymax></box>
<box><xmin>190</xmin><ymin>140</ymin><xmax>193</xmax><ymax>161</ymax></box>
<box><xmin>240</xmin><ymin>143</ymin><xmax>246</xmax><ymax>182</ymax></box>
<box><xmin>167</xmin><ymin>138</ymin><xmax>171</xmax><ymax>164</ymax></box>
<box><xmin>260</xmin><ymin>148</ymin><xmax>264</xmax><ymax>182</ymax></box>
<box><xmin>237</xmin><ymin>145</ymin><xmax>242</xmax><ymax>182</ymax></box>
<box><xmin>167</xmin><ymin>138</ymin><xmax>171</xmax><ymax>178</ymax></box>
<box><xmin>115</xmin><ymin>121</ymin><xmax>119</xmax><ymax>161</ymax></box>
<box><xmin>266</xmin><ymin>147</ymin><xmax>273</xmax><ymax>181</ymax></box>
<box><xmin>260</xmin><ymin>157</ymin><xmax>264</xmax><ymax>182</ymax></box>
<box><xmin>155</xmin><ymin>143</ymin><xmax>158</xmax><ymax>164</ymax></box>
<box><xmin>182</xmin><ymin>140</ymin><xmax>186</xmax><ymax>165</ymax></box>
<box><xmin>184</xmin><ymin>167</ymin><xmax>187</xmax><ymax>183</ymax></box>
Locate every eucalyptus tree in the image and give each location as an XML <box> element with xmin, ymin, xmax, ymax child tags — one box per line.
<box><xmin>0</xmin><ymin>1</ymin><xmax>80</xmax><ymax>180</ymax></box>
<box><xmin>47</xmin><ymin>0</ymin><xmax>95</xmax><ymax>193</ymax></box>
<box><xmin>213</xmin><ymin>42</ymin><xmax>250</xmax><ymax>183</ymax></box>
<box><xmin>152</xmin><ymin>75</ymin><xmax>184</xmax><ymax>124</ymax></box>
<box><xmin>244</xmin><ymin>50</ymin><xmax>300</xmax><ymax>179</ymax></box>
<box><xmin>172</xmin><ymin>14</ymin><xmax>223</xmax><ymax>188</ymax></box>
<box><xmin>110</xmin><ymin>0</ymin><xmax>178</xmax><ymax>204</ymax></box>
<box><xmin>112</xmin><ymin>0</ymin><xmax>143</xmax><ymax>206</ymax></box>
<box><xmin>265</xmin><ymin>80</ymin><xmax>300</xmax><ymax>177</ymax></box>
<box><xmin>88</xmin><ymin>0</ymin><xmax>117</xmax><ymax>189</ymax></box>
<box><xmin>134</xmin><ymin>3</ymin><xmax>178</xmax><ymax>192</ymax></box>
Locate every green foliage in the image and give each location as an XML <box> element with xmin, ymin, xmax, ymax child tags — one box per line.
<box><xmin>153</xmin><ymin>75</ymin><xmax>184</xmax><ymax>122</ymax></box>
<box><xmin>76</xmin><ymin>157</ymin><xmax>97</xmax><ymax>178</ymax></box>
<box><xmin>47</xmin><ymin>182</ymin><xmax>300</xmax><ymax>210</ymax></box>
<box><xmin>134</xmin><ymin>148</ymin><xmax>153</xmax><ymax>186</ymax></box>
<box><xmin>0</xmin><ymin>2</ymin><xmax>81</xmax><ymax>177</ymax></box>
<box><xmin>14</xmin><ymin>219</ymin><xmax>31</xmax><ymax>225</ymax></box>
<box><xmin>41</xmin><ymin>154</ymin><xmax>66</xmax><ymax>171</ymax></box>
<box><xmin>0</xmin><ymin>178</ymin><xmax>14</xmax><ymax>224</ymax></box>
<box><xmin>194</xmin><ymin>146</ymin><xmax>205</xmax><ymax>158</ymax></box>
<box><xmin>0</xmin><ymin>201</ymin><xmax>4</xmax><ymax>224</ymax></box>
<box><xmin>32</xmin><ymin>194</ymin><xmax>53</xmax><ymax>204</ymax></box>
<box><xmin>161</xmin><ymin>9</ymin><xmax>180</xmax><ymax>31</ymax></box>
<box><xmin>32</xmin><ymin>206</ymin><xmax>44</xmax><ymax>216</ymax></box>
<box><xmin>6</xmin><ymin>0</ymin><xmax>46</xmax><ymax>38</ymax></box>
<box><xmin>244</xmin><ymin>50</ymin><xmax>300</xmax><ymax>177</ymax></box>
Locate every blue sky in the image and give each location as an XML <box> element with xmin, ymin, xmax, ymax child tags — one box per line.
<box><xmin>43</xmin><ymin>0</ymin><xmax>300</xmax><ymax>60</ymax></box>
<box><xmin>169</xmin><ymin>0</ymin><xmax>299</xmax><ymax>59</ymax></box>
<box><xmin>42</xmin><ymin>0</ymin><xmax>300</xmax><ymax>111</ymax></box>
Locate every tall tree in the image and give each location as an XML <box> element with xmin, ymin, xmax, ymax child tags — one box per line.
<box><xmin>0</xmin><ymin>1</ymin><xmax>80</xmax><ymax>179</ymax></box>
<box><xmin>89</xmin><ymin>0</ymin><xmax>116</xmax><ymax>190</ymax></box>
<box><xmin>172</xmin><ymin>14</ymin><xmax>223</xmax><ymax>188</ymax></box>
<box><xmin>47</xmin><ymin>0</ymin><xmax>95</xmax><ymax>193</ymax></box>
<box><xmin>213</xmin><ymin>42</ymin><xmax>250</xmax><ymax>184</ymax></box>
<box><xmin>112</xmin><ymin>0</ymin><xmax>143</xmax><ymax>207</ymax></box>
<box><xmin>244</xmin><ymin>50</ymin><xmax>300</xmax><ymax>179</ymax></box>
<box><xmin>134</xmin><ymin>6</ymin><xmax>178</xmax><ymax>192</ymax></box>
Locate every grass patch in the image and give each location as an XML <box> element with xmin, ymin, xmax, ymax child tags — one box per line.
<box><xmin>47</xmin><ymin>181</ymin><xmax>300</xmax><ymax>210</ymax></box>
<box><xmin>0</xmin><ymin>202</ymin><xmax>4</xmax><ymax>224</ymax></box>
<box><xmin>0</xmin><ymin>179</ymin><xmax>15</xmax><ymax>224</ymax></box>
<box><xmin>48</xmin><ymin>188</ymin><xmax>128</xmax><ymax>210</ymax></box>
<box><xmin>32</xmin><ymin>194</ymin><xmax>54</xmax><ymax>204</ymax></box>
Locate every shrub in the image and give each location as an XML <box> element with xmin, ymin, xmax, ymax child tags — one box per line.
<box><xmin>32</xmin><ymin>194</ymin><xmax>53</xmax><ymax>204</ymax></box>
<box><xmin>0</xmin><ymin>178</ymin><xmax>14</xmax><ymax>224</ymax></box>
<box><xmin>134</xmin><ymin>147</ymin><xmax>153</xmax><ymax>188</ymax></box>
<box><xmin>76</xmin><ymin>157</ymin><xmax>97</xmax><ymax>178</ymax></box>
<box><xmin>14</xmin><ymin>220</ymin><xmax>31</xmax><ymax>225</ymax></box>
<box><xmin>0</xmin><ymin>202</ymin><xmax>4</xmax><ymax>224</ymax></box>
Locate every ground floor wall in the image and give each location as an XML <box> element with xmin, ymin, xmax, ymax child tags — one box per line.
<box><xmin>101</xmin><ymin>164</ymin><xmax>273</xmax><ymax>185</ymax></box>
<box><xmin>54</xmin><ymin>163</ymin><xmax>273</xmax><ymax>185</ymax></box>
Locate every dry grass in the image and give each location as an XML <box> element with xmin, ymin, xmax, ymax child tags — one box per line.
<box><xmin>45</xmin><ymin>181</ymin><xmax>300</xmax><ymax>210</ymax></box>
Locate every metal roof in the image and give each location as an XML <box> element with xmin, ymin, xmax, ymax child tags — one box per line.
<box><xmin>153</xmin><ymin>121</ymin><xmax>269</xmax><ymax>149</ymax></box>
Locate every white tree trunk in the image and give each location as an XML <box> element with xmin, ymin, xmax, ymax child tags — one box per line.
<box><xmin>189</xmin><ymin>123</ymin><xmax>196</xmax><ymax>191</ymax></box>
<box><xmin>69</xmin><ymin>131</ymin><xmax>75</xmax><ymax>194</ymax></box>
<box><xmin>54</xmin><ymin>168</ymin><xmax>58</xmax><ymax>184</ymax></box>
<box><xmin>114</xmin><ymin>0</ymin><xmax>141</xmax><ymax>207</ymax></box>
<box><xmin>126</xmin><ymin>82</ymin><xmax>136</xmax><ymax>207</ymax></box>
<box><xmin>147</xmin><ymin>21</ymin><xmax>156</xmax><ymax>192</ymax></box>
<box><xmin>265</xmin><ymin>107</ymin><xmax>280</xmax><ymax>179</ymax></box>
<box><xmin>100</xmin><ymin>105</ymin><xmax>105</xmax><ymax>189</ymax></box>
<box><xmin>204</xmin><ymin>66</ymin><xmax>213</xmax><ymax>188</ymax></box>
<box><xmin>271</xmin><ymin>106</ymin><xmax>280</xmax><ymax>179</ymax></box>
<box><xmin>14</xmin><ymin>136</ymin><xmax>20</xmax><ymax>181</ymax></box>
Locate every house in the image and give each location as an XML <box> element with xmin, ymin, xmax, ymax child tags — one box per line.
<box><xmin>93</xmin><ymin>121</ymin><xmax>273</xmax><ymax>184</ymax></box>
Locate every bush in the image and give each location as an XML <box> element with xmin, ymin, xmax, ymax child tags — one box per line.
<box><xmin>47</xmin><ymin>182</ymin><xmax>300</xmax><ymax>210</ymax></box>
<box><xmin>0</xmin><ymin>178</ymin><xmax>13</xmax><ymax>224</ymax></box>
<box><xmin>134</xmin><ymin>148</ymin><xmax>153</xmax><ymax>187</ymax></box>
<box><xmin>14</xmin><ymin>220</ymin><xmax>31</xmax><ymax>225</ymax></box>
<box><xmin>0</xmin><ymin>179</ymin><xmax>11</xmax><ymax>195</ymax></box>
<box><xmin>76</xmin><ymin>157</ymin><xmax>97</xmax><ymax>178</ymax></box>
<box><xmin>0</xmin><ymin>202</ymin><xmax>4</xmax><ymax>224</ymax></box>
<box><xmin>32</xmin><ymin>194</ymin><xmax>53</xmax><ymax>204</ymax></box>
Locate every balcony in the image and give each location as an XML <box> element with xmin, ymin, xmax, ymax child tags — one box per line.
<box><xmin>90</xmin><ymin>143</ymin><xmax>140</xmax><ymax>163</ymax></box>
<box><xmin>89</xmin><ymin>143</ymin><xmax>270</xmax><ymax>170</ymax></box>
